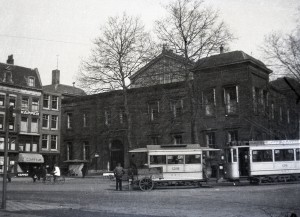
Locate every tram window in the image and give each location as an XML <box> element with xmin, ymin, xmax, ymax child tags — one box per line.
<box><xmin>252</xmin><ymin>150</ymin><xmax>273</xmax><ymax>162</ymax></box>
<box><xmin>275</xmin><ymin>149</ymin><xmax>294</xmax><ymax>161</ymax></box>
<box><xmin>296</xmin><ymin>149</ymin><xmax>300</xmax><ymax>161</ymax></box>
<box><xmin>185</xmin><ymin>155</ymin><xmax>201</xmax><ymax>164</ymax></box>
<box><xmin>150</xmin><ymin>155</ymin><xmax>166</xmax><ymax>165</ymax></box>
<box><xmin>233</xmin><ymin>149</ymin><xmax>237</xmax><ymax>162</ymax></box>
<box><xmin>167</xmin><ymin>155</ymin><xmax>184</xmax><ymax>164</ymax></box>
<box><xmin>225</xmin><ymin>149</ymin><xmax>232</xmax><ymax>163</ymax></box>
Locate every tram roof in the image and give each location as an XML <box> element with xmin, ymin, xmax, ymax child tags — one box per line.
<box><xmin>129</xmin><ymin>144</ymin><xmax>219</xmax><ymax>153</ymax></box>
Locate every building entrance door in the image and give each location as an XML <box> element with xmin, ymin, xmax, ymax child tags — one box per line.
<box><xmin>110</xmin><ymin>140</ymin><xmax>124</xmax><ymax>170</ymax></box>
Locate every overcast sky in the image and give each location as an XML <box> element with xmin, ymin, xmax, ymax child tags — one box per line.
<box><xmin>0</xmin><ymin>0</ymin><xmax>299</xmax><ymax>86</ymax></box>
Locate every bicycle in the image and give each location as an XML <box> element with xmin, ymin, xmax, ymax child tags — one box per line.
<box><xmin>44</xmin><ymin>174</ymin><xmax>65</xmax><ymax>184</ymax></box>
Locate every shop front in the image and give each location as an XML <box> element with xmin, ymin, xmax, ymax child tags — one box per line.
<box><xmin>17</xmin><ymin>153</ymin><xmax>44</xmax><ymax>177</ymax></box>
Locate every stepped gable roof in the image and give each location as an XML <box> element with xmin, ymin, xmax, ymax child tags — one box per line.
<box><xmin>0</xmin><ymin>62</ymin><xmax>42</xmax><ymax>90</ymax></box>
<box><xmin>43</xmin><ymin>84</ymin><xmax>86</xmax><ymax>96</ymax></box>
<box><xmin>130</xmin><ymin>48</ymin><xmax>193</xmax><ymax>80</ymax></box>
<box><xmin>193</xmin><ymin>51</ymin><xmax>272</xmax><ymax>73</ymax></box>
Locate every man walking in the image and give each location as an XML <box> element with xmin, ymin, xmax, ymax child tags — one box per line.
<box><xmin>113</xmin><ymin>163</ymin><xmax>125</xmax><ymax>191</ymax></box>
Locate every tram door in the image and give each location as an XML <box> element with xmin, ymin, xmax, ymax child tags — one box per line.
<box><xmin>238</xmin><ymin>147</ymin><xmax>249</xmax><ymax>177</ymax></box>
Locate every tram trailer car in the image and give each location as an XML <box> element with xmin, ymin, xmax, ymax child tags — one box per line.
<box><xmin>129</xmin><ymin>144</ymin><xmax>218</xmax><ymax>190</ymax></box>
<box><xmin>224</xmin><ymin>140</ymin><xmax>300</xmax><ymax>183</ymax></box>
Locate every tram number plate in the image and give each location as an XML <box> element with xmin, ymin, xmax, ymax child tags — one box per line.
<box><xmin>282</xmin><ymin>164</ymin><xmax>288</xmax><ymax>168</ymax></box>
<box><xmin>172</xmin><ymin>167</ymin><xmax>180</xmax><ymax>170</ymax></box>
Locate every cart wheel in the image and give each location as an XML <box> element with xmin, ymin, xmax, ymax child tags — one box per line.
<box><xmin>139</xmin><ymin>177</ymin><xmax>154</xmax><ymax>191</ymax></box>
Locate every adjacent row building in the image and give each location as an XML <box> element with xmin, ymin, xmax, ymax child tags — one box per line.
<box><xmin>0</xmin><ymin>55</ymin><xmax>85</xmax><ymax>177</ymax></box>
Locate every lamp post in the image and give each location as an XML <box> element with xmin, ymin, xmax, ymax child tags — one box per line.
<box><xmin>94</xmin><ymin>153</ymin><xmax>99</xmax><ymax>172</ymax></box>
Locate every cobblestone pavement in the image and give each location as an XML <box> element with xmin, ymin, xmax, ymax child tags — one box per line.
<box><xmin>0</xmin><ymin>176</ymin><xmax>299</xmax><ymax>217</ymax></box>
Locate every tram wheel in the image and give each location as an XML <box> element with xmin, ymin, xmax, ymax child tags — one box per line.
<box><xmin>139</xmin><ymin>177</ymin><xmax>154</xmax><ymax>191</ymax></box>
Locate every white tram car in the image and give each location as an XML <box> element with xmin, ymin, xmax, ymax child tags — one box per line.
<box><xmin>129</xmin><ymin>144</ymin><xmax>217</xmax><ymax>190</ymax></box>
<box><xmin>224</xmin><ymin>140</ymin><xmax>300</xmax><ymax>183</ymax></box>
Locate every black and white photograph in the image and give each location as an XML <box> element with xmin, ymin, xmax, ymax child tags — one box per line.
<box><xmin>0</xmin><ymin>0</ymin><xmax>300</xmax><ymax>216</ymax></box>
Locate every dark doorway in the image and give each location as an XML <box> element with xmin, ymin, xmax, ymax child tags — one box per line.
<box><xmin>238</xmin><ymin>147</ymin><xmax>249</xmax><ymax>177</ymax></box>
<box><xmin>110</xmin><ymin>140</ymin><xmax>124</xmax><ymax>170</ymax></box>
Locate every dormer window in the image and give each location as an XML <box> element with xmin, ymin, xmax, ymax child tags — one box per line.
<box><xmin>28</xmin><ymin>77</ymin><xmax>35</xmax><ymax>87</ymax></box>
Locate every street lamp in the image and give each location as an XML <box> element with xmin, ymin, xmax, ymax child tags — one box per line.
<box><xmin>94</xmin><ymin>153</ymin><xmax>99</xmax><ymax>172</ymax></box>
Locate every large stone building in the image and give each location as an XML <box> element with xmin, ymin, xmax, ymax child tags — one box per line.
<box><xmin>61</xmin><ymin>49</ymin><xmax>300</xmax><ymax>174</ymax></box>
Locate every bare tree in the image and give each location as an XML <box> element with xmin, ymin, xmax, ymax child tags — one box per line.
<box><xmin>155</xmin><ymin>0</ymin><xmax>234</xmax><ymax>143</ymax></box>
<box><xmin>261</xmin><ymin>7</ymin><xmax>300</xmax><ymax>82</ymax></box>
<box><xmin>77</xmin><ymin>13</ymin><xmax>154</xmax><ymax>151</ymax></box>
<box><xmin>261</xmin><ymin>30</ymin><xmax>300</xmax><ymax>82</ymax></box>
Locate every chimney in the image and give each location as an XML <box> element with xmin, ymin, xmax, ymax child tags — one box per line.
<box><xmin>52</xmin><ymin>69</ymin><xmax>60</xmax><ymax>85</ymax></box>
<box><xmin>7</xmin><ymin>55</ymin><xmax>14</xmax><ymax>65</ymax></box>
<box><xmin>220</xmin><ymin>45</ymin><xmax>224</xmax><ymax>54</ymax></box>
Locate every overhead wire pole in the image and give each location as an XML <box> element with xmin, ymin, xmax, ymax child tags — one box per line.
<box><xmin>2</xmin><ymin>93</ymin><xmax>10</xmax><ymax>209</ymax></box>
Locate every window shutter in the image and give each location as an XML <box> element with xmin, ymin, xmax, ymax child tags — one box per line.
<box><xmin>213</xmin><ymin>88</ymin><xmax>216</xmax><ymax>106</ymax></box>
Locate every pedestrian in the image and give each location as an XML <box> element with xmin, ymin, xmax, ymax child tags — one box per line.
<box><xmin>113</xmin><ymin>163</ymin><xmax>125</xmax><ymax>191</ymax></box>
<box><xmin>7</xmin><ymin>165</ymin><xmax>13</xmax><ymax>183</ymax></box>
<box><xmin>31</xmin><ymin>166</ymin><xmax>38</xmax><ymax>182</ymax></box>
<box><xmin>41</xmin><ymin>165</ymin><xmax>47</xmax><ymax>183</ymax></box>
<box><xmin>81</xmin><ymin>164</ymin><xmax>87</xmax><ymax>178</ymax></box>
<box><xmin>52</xmin><ymin>164</ymin><xmax>61</xmax><ymax>182</ymax></box>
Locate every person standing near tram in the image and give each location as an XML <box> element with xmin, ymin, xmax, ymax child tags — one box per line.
<box><xmin>114</xmin><ymin>163</ymin><xmax>125</xmax><ymax>191</ymax></box>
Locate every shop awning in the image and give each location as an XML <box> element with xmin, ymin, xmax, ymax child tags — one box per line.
<box><xmin>18</xmin><ymin>153</ymin><xmax>44</xmax><ymax>163</ymax></box>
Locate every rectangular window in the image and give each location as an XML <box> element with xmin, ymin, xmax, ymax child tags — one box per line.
<box><xmin>271</xmin><ymin>104</ymin><xmax>274</xmax><ymax>119</ymax></box>
<box><xmin>43</xmin><ymin>94</ymin><xmax>49</xmax><ymax>109</ymax></box>
<box><xmin>252</xmin><ymin>150</ymin><xmax>273</xmax><ymax>162</ymax></box>
<box><xmin>31</xmin><ymin>118</ymin><xmax>38</xmax><ymax>133</ymax></box>
<box><xmin>83</xmin><ymin>142</ymin><xmax>90</xmax><ymax>160</ymax></box>
<box><xmin>28</xmin><ymin>77</ymin><xmax>35</xmax><ymax>87</ymax></box>
<box><xmin>274</xmin><ymin>149</ymin><xmax>294</xmax><ymax>161</ymax></box>
<box><xmin>0</xmin><ymin>137</ymin><xmax>4</xmax><ymax>149</ymax></box>
<box><xmin>9</xmin><ymin>117</ymin><xmax>15</xmax><ymax>130</ymax></box>
<box><xmin>32</xmin><ymin>143</ymin><xmax>37</xmax><ymax>152</ymax></box>
<box><xmin>119</xmin><ymin>110</ymin><xmax>126</xmax><ymax>124</ymax></box>
<box><xmin>287</xmin><ymin>109</ymin><xmax>290</xmax><ymax>124</ymax></box>
<box><xmin>0</xmin><ymin>95</ymin><xmax>5</xmax><ymax>106</ymax></box>
<box><xmin>21</xmin><ymin>97</ymin><xmax>29</xmax><ymax>110</ymax></box>
<box><xmin>228</xmin><ymin>130</ymin><xmax>238</xmax><ymax>142</ymax></box>
<box><xmin>25</xmin><ymin>142</ymin><xmax>31</xmax><ymax>152</ymax></box>
<box><xmin>9</xmin><ymin>96</ymin><xmax>16</xmax><ymax>108</ymax></box>
<box><xmin>104</xmin><ymin>110</ymin><xmax>111</xmax><ymax>126</ymax></box>
<box><xmin>262</xmin><ymin>90</ymin><xmax>268</xmax><ymax>112</ymax></box>
<box><xmin>151</xmin><ymin>136</ymin><xmax>159</xmax><ymax>145</ymax></box>
<box><xmin>296</xmin><ymin>149</ymin><xmax>300</xmax><ymax>161</ymax></box>
<box><xmin>203</xmin><ymin>89</ymin><xmax>216</xmax><ymax>116</ymax></box>
<box><xmin>185</xmin><ymin>155</ymin><xmax>201</xmax><ymax>164</ymax></box>
<box><xmin>51</xmin><ymin>135</ymin><xmax>57</xmax><ymax>150</ymax></box>
<box><xmin>42</xmin><ymin>134</ymin><xmax>48</xmax><ymax>149</ymax></box>
<box><xmin>148</xmin><ymin>101</ymin><xmax>159</xmax><ymax>121</ymax></box>
<box><xmin>32</xmin><ymin>98</ymin><xmax>39</xmax><ymax>111</ymax></box>
<box><xmin>150</xmin><ymin>155</ymin><xmax>166</xmax><ymax>165</ymax></box>
<box><xmin>9</xmin><ymin>138</ymin><xmax>16</xmax><ymax>151</ymax></box>
<box><xmin>224</xmin><ymin>86</ymin><xmax>238</xmax><ymax>114</ymax></box>
<box><xmin>173</xmin><ymin>134</ymin><xmax>183</xmax><ymax>144</ymax></box>
<box><xmin>0</xmin><ymin>114</ymin><xmax>4</xmax><ymax>130</ymax></box>
<box><xmin>167</xmin><ymin>155</ymin><xmax>184</xmax><ymax>164</ymax></box>
<box><xmin>52</xmin><ymin>96</ymin><xmax>58</xmax><ymax>110</ymax></box>
<box><xmin>67</xmin><ymin>113</ymin><xmax>73</xmax><ymax>129</ymax></box>
<box><xmin>42</xmin><ymin>114</ymin><xmax>49</xmax><ymax>128</ymax></box>
<box><xmin>170</xmin><ymin>99</ymin><xmax>183</xmax><ymax>118</ymax></box>
<box><xmin>51</xmin><ymin>115</ymin><xmax>58</xmax><ymax>129</ymax></box>
<box><xmin>67</xmin><ymin>142</ymin><xmax>73</xmax><ymax>160</ymax></box>
<box><xmin>20</xmin><ymin>117</ymin><xmax>28</xmax><ymax>132</ymax></box>
<box><xmin>206</xmin><ymin>132</ymin><xmax>215</xmax><ymax>146</ymax></box>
